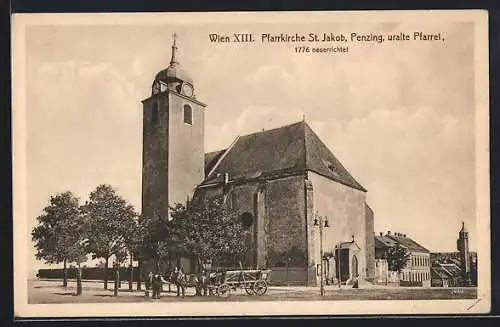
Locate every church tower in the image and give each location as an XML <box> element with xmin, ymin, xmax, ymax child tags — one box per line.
<box><xmin>141</xmin><ymin>34</ymin><xmax>206</xmax><ymax>220</ymax></box>
<box><xmin>457</xmin><ymin>221</ymin><xmax>471</xmax><ymax>285</ymax></box>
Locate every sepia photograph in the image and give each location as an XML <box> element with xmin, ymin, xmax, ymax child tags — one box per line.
<box><xmin>12</xmin><ymin>10</ymin><xmax>490</xmax><ymax>317</ymax></box>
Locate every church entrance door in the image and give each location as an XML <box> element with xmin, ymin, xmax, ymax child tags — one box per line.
<box><xmin>335</xmin><ymin>248</ymin><xmax>350</xmax><ymax>283</ymax></box>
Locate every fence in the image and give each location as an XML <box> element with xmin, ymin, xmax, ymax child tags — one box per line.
<box><xmin>37</xmin><ymin>266</ymin><xmax>312</xmax><ymax>285</ymax></box>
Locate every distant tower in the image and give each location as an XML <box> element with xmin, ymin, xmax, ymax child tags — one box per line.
<box><xmin>141</xmin><ymin>33</ymin><xmax>206</xmax><ymax>220</ymax></box>
<box><xmin>456</xmin><ymin>221</ymin><xmax>471</xmax><ymax>285</ymax></box>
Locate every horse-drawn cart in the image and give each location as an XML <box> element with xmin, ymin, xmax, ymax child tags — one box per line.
<box><xmin>208</xmin><ymin>269</ymin><xmax>272</xmax><ymax>297</ymax></box>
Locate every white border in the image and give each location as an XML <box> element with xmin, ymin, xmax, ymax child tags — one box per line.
<box><xmin>12</xmin><ymin>10</ymin><xmax>490</xmax><ymax>317</ymax></box>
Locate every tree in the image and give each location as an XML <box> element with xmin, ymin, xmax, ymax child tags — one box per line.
<box><xmin>383</xmin><ymin>244</ymin><xmax>411</xmax><ymax>278</ymax></box>
<box><xmin>31</xmin><ymin>191</ymin><xmax>87</xmax><ymax>289</ymax></box>
<box><xmin>137</xmin><ymin>214</ymin><xmax>179</xmax><ymax>273</ymax></box>
<box><xmin>82</xmin><ymin>184</ymin><xmax>138</xmax><ymax>292</ymax></box>
<box><xmin>170</xmin><ymin>195</ymin><xmax>248</xmax><ymax>270</ymax></box>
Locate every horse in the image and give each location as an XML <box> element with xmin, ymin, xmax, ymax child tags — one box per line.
<box><xmin>168</xmin><ymin>268</ymin><xmax>214</xmax><ymax>297</ymax></box>
<box><xmin>192</xmin><ymin>270</ymin><xmax>211</xmax><ymax>296</ymax></box>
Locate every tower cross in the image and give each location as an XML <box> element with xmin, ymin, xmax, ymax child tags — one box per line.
<box><xmin>170</xmin><ymin>32</ymin><xmax>179</xmax><ymax>65</ymax></box>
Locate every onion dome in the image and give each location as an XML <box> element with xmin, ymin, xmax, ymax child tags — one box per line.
<box><xmin>155</xmin><ymin>33</ymin><xmax>193</xmax><ymax>85</ymax></box>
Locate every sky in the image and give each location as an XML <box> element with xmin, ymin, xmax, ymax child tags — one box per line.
<box><xmin>21</xmin><ymin>18</ymin><xmax>479</xmax><ymax>273</ymax></box>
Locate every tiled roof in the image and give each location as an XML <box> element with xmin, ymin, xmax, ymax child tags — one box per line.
<box><xmin>431</xmin><ymin>263</ymin><xmax>463</xmax><ymax>279</ymax></box>
<box><xmin>200</xmin><ymin>121</ymin><xmax>366</xmax><ymax>191</ymax></box>
<box><xmin>385</xmin><ymin>234</ymin><xmax>430</xmax><ymax>253</ymax></box>
<box><xmin>374</xmin><ymin>235</ymin><xmax>399</xmax><ymax>249</ymax></box>
<box><xmin>204</xmin><ymin>150</ymin><xmax>226</xmax><ymax>176</ymax></box>
<box><xmin>431</xmin><ymin>267</ymin><xmax>450</xmax><ymax>280</ymax></box>
<box><xmin>440</xmin><ymin>263</ymin><xmax>463</xmax><ymax>277</ymax></box>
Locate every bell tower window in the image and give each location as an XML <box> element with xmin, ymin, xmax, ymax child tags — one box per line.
<box><xmin>184</xmin><ymin>104</ymin><xmax>193</xmax><ymax>125</ymax></box>
<box><xmin>152</xmin><ymin>102</ymin><xmax>159</xmax><ymax>125</ymax></box>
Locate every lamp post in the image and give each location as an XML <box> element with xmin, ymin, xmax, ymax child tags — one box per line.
<box><xmin>314</xmin><ymin>212</ymin><xmax>329</xmax><ymax>296</ymax></box>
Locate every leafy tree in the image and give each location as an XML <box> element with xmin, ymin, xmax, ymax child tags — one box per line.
<box><xmin>68</xmin><ymin>237</ymin><xmax>90</xmax><ymax>296</ymax></box>
<box><xmin>31</xmin><ymin>191</ymin><xmax>87</xmax><ymax>289</ymax></box>
<box><xmin>81</xmin><ymin>184</ymin><xmax>138</xmax><ymax>291</ymax></box>
<box><xmin>123</xmin><ymin>217</ymin><xmax>144</xmax><ymax>291</ymax></box>
<box><xmin>138</xmin><ymin>216</ymin><xmax>175</xmax><ymax>272</ymax></box>
<box><xmin>383</xmin><ymin>244</ymin><xmax>411</xmax><ymax>276</ymax></box>
<box><xmin>170</xmin><ymin>195</ymin><xmax>248</xmax><ymax>270</ymax></box>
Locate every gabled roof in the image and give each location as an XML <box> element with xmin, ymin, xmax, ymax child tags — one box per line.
<box><xmin>200</xmin><ymin>121</ymin><xmax>366</xmax><ymax>191</ymax></box>
<box><xmin>204</xmin><ymin>150</ymin><xmax>226</xmax><ymax>176</ymax></box>
<box><xmin>431</xmin><ymin>267</ymin><xmax>451</xmax><ymax>280</ymax></box>
<box><xmin>375</xmin><ymin>234</ymin><xmax>429</xmax><ymax>253</ymax></box>
<box><xmin>439</xmin><ymin>263</ymin><xmax>463</xmax><ymax>277</ymax></box>
<box><xmin>385</xmin><ymin>234</ymin><xmax>429</xmax><ymax>253</ymax></box>
<box><xmin>432</xmin><ymin>263</ymin><xmax>463</xmax><ymax>279</ymax></box>
<box><xmin>374</xmin><ymin>235</ymin><xmax>399</xmax><ymax>249</ymax></box>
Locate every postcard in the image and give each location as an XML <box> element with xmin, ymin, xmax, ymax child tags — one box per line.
<box><xmin>12</xmin><ymin>10</ymin><xmax>490</xmax><ymax>317</ymax></box>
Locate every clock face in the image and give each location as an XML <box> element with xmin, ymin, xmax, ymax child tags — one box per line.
<box><xmin>182</xmin><ymin>83</ymin><xmax>194</xmax><ymax>97</ymax></box>
<box><xmin>152</xmin><ymin>82</ymin><xmax>160</xmax><ymax>95</ymax></box>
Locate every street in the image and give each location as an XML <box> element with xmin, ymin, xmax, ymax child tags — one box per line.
<box><xmin>27</xmin><ymin>279</ymin><xmax>477</xmax><ymax>304</ymax></box>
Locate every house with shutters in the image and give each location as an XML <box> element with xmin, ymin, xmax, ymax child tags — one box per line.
<box><xmin>375</xmin><ymin>231</ymin><xmax>431</xmax><ymax>287</ymax></box>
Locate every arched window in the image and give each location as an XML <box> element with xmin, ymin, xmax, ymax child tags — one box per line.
<box><xmin>184</xmin><ymin>104</ymin><xmax>192</xmax><ymax>125</ymax></box>
<box><xmin>152</xmin><ymin>102</ymin><xmax>159</xmax><ymax>125</ymax></box>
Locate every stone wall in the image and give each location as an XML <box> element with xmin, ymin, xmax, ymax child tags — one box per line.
<box><xmin>264</xmin><ymin>175</ymin><xmax>308</xmax><ymax>268</ymax></box>
<box><xmin>141</xmin><ymin>91</ymin><xmax>205</xmax><ymax>220</ymax></box>
<box><xmin>198</xmin><ymin>174</ymin><xmax>308</xmax><ymax>273</ymax></box>
<box><xmin>141</xmin><ymin>94</ymin><xmax>169</xmax><ymax>220</ymax></box>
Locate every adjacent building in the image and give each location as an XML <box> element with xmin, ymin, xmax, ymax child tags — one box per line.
<box><xmin>430</xmin><ymin>222</ymin><xmax>477</xmax><ymax>287</ymax></box>
<box><xmin>430</xmin><ymin>262</ymin><xmax>463</xmax><ymax>287</ymax></box>
<box><xmin>374</xmin><ymin>231</ymin><xmax>431</xmax><ymax>287</ymax></box>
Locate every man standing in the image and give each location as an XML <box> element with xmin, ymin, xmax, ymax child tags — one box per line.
<box><xmin>145</xmin><ymin>272</ymin><xmax>153</xmax><ymax>298</ymax></box>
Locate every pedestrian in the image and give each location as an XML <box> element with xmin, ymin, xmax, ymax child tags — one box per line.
<box><xmin>145</xmin><ymin>272</ymin><xmax>153</xmax><ymax>298</ymax></box>
<box><xmin>352</xmin><ymin>274</ymin><xmax>359</xmax><ymax>289</ymax></box>
<box><xmin>152</xmin><ymin>274</ymin><xmax>162</xmax><ymax>299</ymax></box>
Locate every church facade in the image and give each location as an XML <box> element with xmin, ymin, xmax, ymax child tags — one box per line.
<box><xmin>141</xmin><ymin>37</ymin><xmax>375</xmax><ymax>285</ymax></box>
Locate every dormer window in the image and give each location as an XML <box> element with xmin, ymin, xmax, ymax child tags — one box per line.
<box><xmin>184</xmin><ymin>104</ymin><xmax>192</xmax><ymax>125</ymax></box>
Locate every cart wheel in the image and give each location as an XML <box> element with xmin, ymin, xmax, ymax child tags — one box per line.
<box><xmin>245</xmin><ymin>283</ymin><xmax>255</xmax><ymax>295</ymax></box>
<box><xmin>217</xmin><ymin>284</ymin><xmax>230</xmax><ymax>297</ymax></box>
<box><xmin>253</xmin><ymin>280</ymin><xmax>268</xmax><ymax>296</ymax></box>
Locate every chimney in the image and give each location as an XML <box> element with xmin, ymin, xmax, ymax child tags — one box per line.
<box><xmin>387</xmin><ymin>231</ymin><xmax>391</xmax><ymax>235</ymax></box>
<box><xmin>403</xmin><ymin>234</ymin><xmax>406</xmax><ymax>238</ymax></box>
<box><xmin>379</xmin><ymin>232</ymin><xmax>383</xmax><ymax>237</ymax></box>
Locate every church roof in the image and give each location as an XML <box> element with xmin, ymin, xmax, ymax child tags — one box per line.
<box><xmin>201</xmin><ymin>121</ymin><xmax>366</xmax><ymax>191</ymax></box>
<box><xmin>204</xmin><ymin>149</ymin><xmax>226</xmax><ymax>175</ymax></box>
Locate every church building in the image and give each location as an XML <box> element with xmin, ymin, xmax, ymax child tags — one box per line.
<box><xmin>141</xmin><ymin>36</ymin><xmax>375</xmax><ymax>286</ymax></box>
